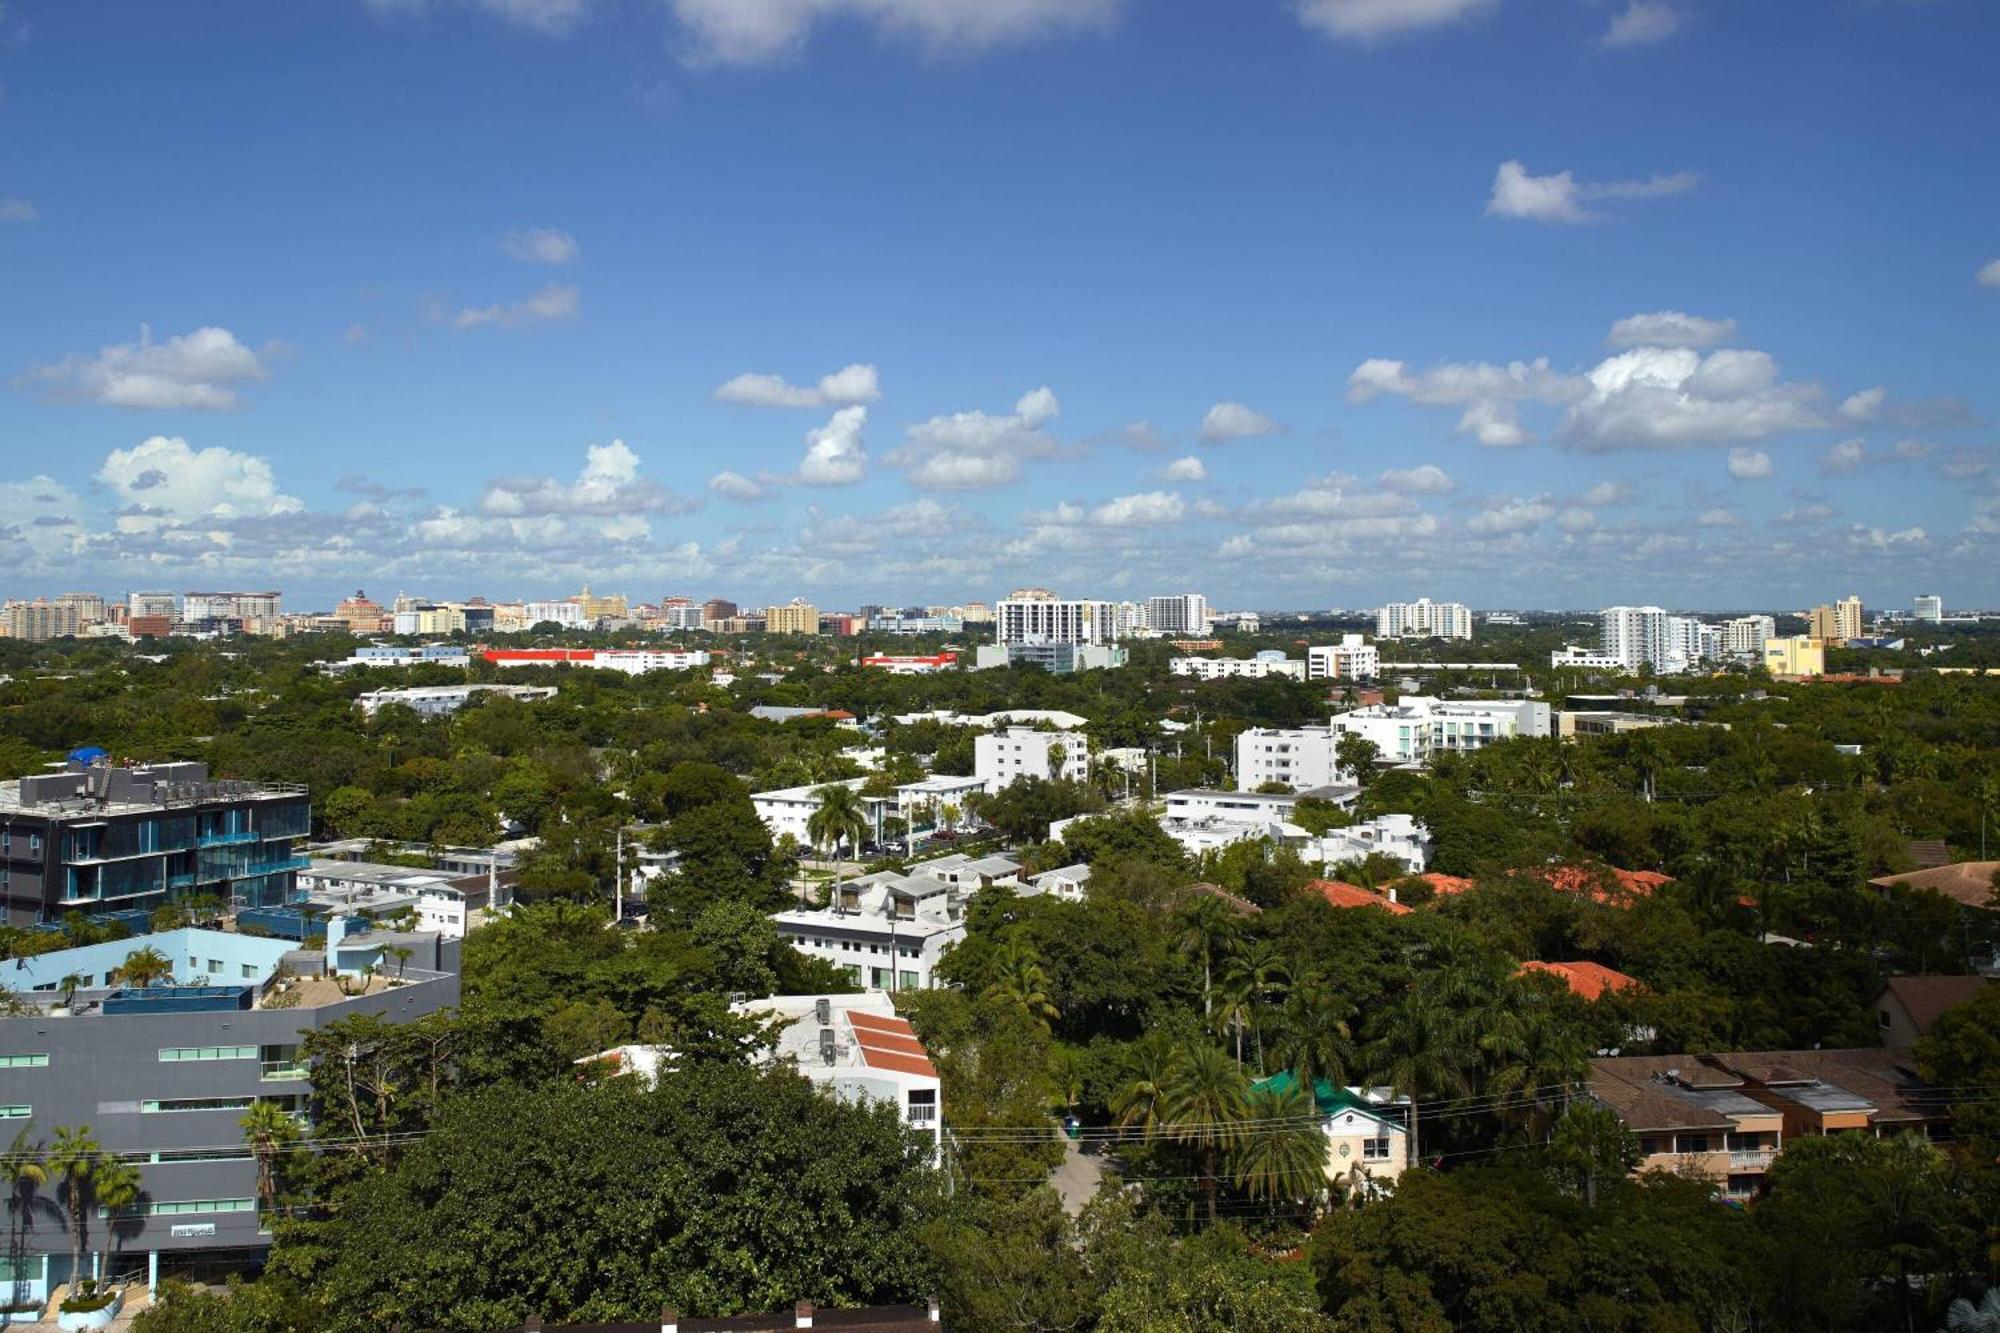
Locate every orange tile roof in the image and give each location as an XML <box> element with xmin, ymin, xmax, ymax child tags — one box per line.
<box><xmin>1537</xmin><ymin>864</ymin><xmax>1674</xmax><ymax>905</ymax></box>
<box><xmin>1419</xmin><ymin>872</ymin><xmax>1476</xmax><ymax>897</ymax></box>
<box><xmin>845</xmin><ymin>1010</ymin><xmax>938</xmax><ymax>1077</ymax></box>
<box><xmin>1521</xmin><ymin>960</ymin><xmax>1644</xmax><ymax>1001</ymax></box>
<box><xmin>1306</xmin><ymin>879</ymin><xmax>1412</xmax><ymax>915</ymax></box>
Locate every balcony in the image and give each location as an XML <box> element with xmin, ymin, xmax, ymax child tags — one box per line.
<box><xmin>905</xmin><ymin>1104</ymin><xmax>938</xmax><ymax>1126</ymax></box>
<box><xmin>197</xmin><ymin>830</ymin><xmax>258</xmax><ymax>847</ymax></box>
<box><xmin>260</xmin><ymin>1061</ymin><xmax>310</xmax><ymax>1082</ymax></box>
<box><xmin>1729</xmin><ymin>1149</ymin><xmax>1777</xmax><ymax>1169</ymax></box>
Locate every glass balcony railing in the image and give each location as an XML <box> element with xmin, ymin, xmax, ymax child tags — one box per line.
<box><xmin>197</xmin><ymin>831</ymin><xmax>259</xmax><ymax>847</ymax></box>
<box><xmin>259</xmin><ymin>1061</ymin><xmax>310</xmax><ymax>1081</ymax></box>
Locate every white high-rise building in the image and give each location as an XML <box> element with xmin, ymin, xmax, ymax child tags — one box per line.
<box><xmin>1328</xmin><ymin>697</ymin><xmax>1552</xmax><ymax>765</ymax></box>
<box><xmin>1306</xmin><ymin>634</ymin><xmax>1380</xmax><ymax>681</ymax></box>
<box><xmin>1599</xmin><ymin>606</ymin><xmax>1714</xmax><ymax>674</ymax></box>
<box><xmin>1146</xmin><ymin>593</ymin><xmax>1210</xmax><ymax>636</ymax></box>
<box><xmin>129</xmin><ymin>591</ymin><xmax>178</xmax><ymax>619</ymax></box>
<box><xmin>1719</xmin><ymin>615</ymin><xmax>1776</xmax><ymax>660</ymax></box>
<box><xmin>1234</xmin><ymin>726</ymin><xmax>1350</xmax><ymax>792</ymax></box>
<box><xmin>1376</xmin><ymin>599</ymin><xmax>1472</xmax><ymax>640</ymax></box>
<box><xmin>1914</xmin><ymin>594</ymin><xmax>1943</xmax><ymax>624</ymax></box>
<box><xmin>995</xmin><ymin>594</ymin><xmax>1118</xmax><ymax>645</ymax></box>
<box><xmin>974</xmin><ymin>727</ymin><xmax>1089</xmax><ymax>793</ymax></box>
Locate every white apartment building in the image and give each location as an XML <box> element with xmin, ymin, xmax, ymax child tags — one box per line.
<box><xmin>1307</xmin><ymin>634</ymin><xmax>1381</xmax><ymax>681</ymax></box>
<box><xmin>1377</xmin><ymin>599</ymin><xmax>1472</xmax><ymax>640</ymax></box>
<box><xmin>1597</xmin><ymin>606</ymin><xmax>1715</xmax><ymax>675</ymax></box>
<box><xmin>128</xmin><ymin>592</ymin><xmax>178</xmax><ymax>619</ymax></box>
<box><xmin>1146</xmin><ymin>593</ymin><xmax>1211</xmax><ymax>636</ymax></box>
<box><xmin>1328</xmin><ymin>697</ymin><xmax>1552</xmax><ymax>764</ymax></box>
<box><xmin>355</xmin><ymin>683</ymin><xmax>556</xmax><ymax>718</ymax></box>
<box><xmin>1235</xmin><ymin>726</ymin><xmax>1349</xmax><ymax>792</ymax></box>
<box><xmin>771</xmin><ymin>877</ymin><xmax>963</xmax><ymax>991</ymax></box>
<box><xmin>751</xmin><ymin>778</ymin><xmax>870</xmax><ymax>847</ymax></box>
<box><xmin>974</xmin><ymin>727</ymin><xmax>1089</xmax><ymax>793</ymax></box>
<box><xmin>1914</xmin><ymin>594</ymin><xmax>1944</xmax><ymax>624</ymax></box>
<box><xmin>523</xmin><ymin>599</ymin><xmax>586</xmax><ymax>628</ymax></box>
<box><xmin>736</xmin><ymin>993</ymin><xmax>942</xmax><ymax>1160</ymax></box>
<box><xmin>994</xmin><ymin>594</ymin><xmax>1119</xmax><ymax>645</ymax></box>
<box><xmin>1719</xmin><ymin>615</ymin><xmax>1776</xmax><ymax>661</ymax></box>
<box><xmin>1308</xmin><ymin>812</ymin><xmax>1432</xmax><ymax>874</ymax></box>
<box><xmin>1170</xmin><ymin>651</ymin><xmax>1305</xmax><ymax>681</ymax></box>
<box><xmin>392</xmin><ymin>605</ymin><xmax>467</xmax><ymax>636</ymax></box>
<box><xmin>660</xmin><ymin>604</ymin><xmax>708</xmax><ymax>631</ymax></box>
<box><xmin>1552</xmin><ymin>646</ymin><xmax>1626</xmax><ymax>670</ymax></box>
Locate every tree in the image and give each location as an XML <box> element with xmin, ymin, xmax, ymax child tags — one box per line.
<box><xmin>1175</xmin><ymin>894</ymin><xmax>1239</xmax><ymax>1020</ymax></box>
<box><xmin>241</xmin><ymin>1101</ymin><xmax>302</xmax><ymax>1217</ymax></box>
<box><xmin>1335</xmin><ymin>733</ymin><xmax>1381</xmax><ymax>789</ymax></box>
<box><xmin>1269</xmin><ymin>976</ymin><xmax>1355</xmax><ymax>1092</ymax></box>
<box><xmin>92</xmin><ymin>1159</ymin><xmax>143</xmax><ymax>1277</ymax></box>
<box><xmin>1546</xmin><ymin>1102</ymin><xmax>1636</xmax><ymax>1205</ymax></box>
<box><xmin>1</xmin><ymin>1128</ymin><xmax>50</xmax><ymax>1309</ymax></box>
<box><xmin>111</xmin><ymin>946</ymin><xmax>174</xmax><ymax>989</ymax></box>
<box><xmin>807</xmin><ymin>783</ymin><xmax>870</xmax><ymax>911</ymax></box>
<box><xmin>1363</xmin><ymin>988</ymin><xmax>1474</xmax><ymax>1166</ymax></box>
<box><xmin>1231</xmin><ymin>1081</ymin><xmax>1328</xmax><ymax>1215</ymax></box>
<box><xmin>48</xmin><ymin>1125</ymin><xmax>106</xmax><ymax>1292</ymax></box>
<box><xmin>1164</xmin><ymin>1042</ymin><xmax>1250</xmax><ymax>1224</ymax></box>
<box><xmin>983</xmin><ymin>936</ymin><xmax>1059</xmax><ymax>1033</ymax></box>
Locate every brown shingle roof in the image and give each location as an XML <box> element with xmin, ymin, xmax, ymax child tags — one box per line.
<box><xmin>1878</xmin><ymin>975</ymin><xmax>1990</xmax><ymax>1036</ymax></box>
<box><xmin>1870</xmin><ymin>862</ymin><xmax>2000</xmax><ymax>910</ymax></box>
<box><xmin>1906</xmin><ymin>839</ymin><xmax>1953</xmax><ymax>869</ymax></box>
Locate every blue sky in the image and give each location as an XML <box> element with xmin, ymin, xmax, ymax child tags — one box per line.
<box><xmin>1</xmin><ymin>0</ymin><xmax>1996</xmax><ymax>613</ymax></box>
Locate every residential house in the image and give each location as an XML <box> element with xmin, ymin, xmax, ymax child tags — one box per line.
<box><xmin>1873</xmin><ymin>976</ymin><xmax>1988</xmax><ymax>1047</ymax></box>
<box><xmin>1252</xmin><ymin>1073</ymin><xmax>1410</xmax><ymax>1194</ymax></box>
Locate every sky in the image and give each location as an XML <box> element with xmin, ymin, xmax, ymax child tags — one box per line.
<box><xmin>1</xmin><ymin>0</ymin><xmax>1997</xmax><ymax>614</ymax></box>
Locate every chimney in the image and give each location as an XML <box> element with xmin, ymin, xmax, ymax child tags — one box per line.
<box><xmin>795</xmin><ymin>1300</ymin><xmax>815</xmax><ymax>1328</ymax></box>
<box><xmin>928</xmin><ymin>1295</ymin><xmax>942</xmax><ymax>1323</ymax></box>
<box><xmin>661</xmin><ymin>1307</ymin><xmax>679</xmax><ymax>1333</ymax></box>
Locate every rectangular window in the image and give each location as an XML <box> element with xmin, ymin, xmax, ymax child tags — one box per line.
<box><xmin>241</xmin><ymin>964</ymin><xmax>257</xmax><ymax>979</ymax></box>
<box><xmin>0</xmin><ymin>1106</ymin><xmax>30</xmax><ymax>1119</ymax></box>
<box><xmin>101</xmin><ymin>1198</ymin><xmax>256</xmax><ymax>1218</ymax></box>
<box><xmin>141</xmin><ymin>1097</ymin><xmax>256</xmax><ymax>1114</ymax></box>
<box><xmin>0</xmin><ymin>1054</ymin><xmax>49</xmax><ymax>1069</ymax></box>
<box><xmin>899</xmin><ymin>970</ymin><xmax>920</xmax><ymax>990</ymax></box>
<box><xmin>1362</xmin><ymin>1137</ymin><xmax>1391</xmax><ymax>1160</ymax></box>
<box><xmin>159</xmin><ymin>1046</ymin><xmax>256</xmax><ymax>1063</ymax></box>
<box><xmin>149</xmin><ymin>1149</ymin><xmax>254</xmax><ymax>1164</ymax></box>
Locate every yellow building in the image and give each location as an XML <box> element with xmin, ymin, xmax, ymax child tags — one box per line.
<box><xmin>1764</xmin><ymin>635</ymin><xmax>1825</xmax><ymax>678</ymax></box>
<box><xmin>766</xmin><ymin>599</ymin><xmax>821</xmax><ymax>635</ymax></box>
<box><xmin>1808</xmin><ymin>596</ymin><xmax>1863</xmax><ymax>645</ymax></box>
<box><xmin>577</xmin><ymin>586</ymin><xmax>628</xmax><ymax>621</ymax></box>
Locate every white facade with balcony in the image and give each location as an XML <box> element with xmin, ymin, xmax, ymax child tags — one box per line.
<box><xmin>974</xmin><ymin>727</ymin><xmax>1088</xmax><ymax>793</ymax></box>
<box><xmin>1235</xmin><ymin>726</ymin><xmax>1349</xmax><ymax>791</ymax></box>
<box><xmin>1170</xmin><ymin>651</ymin><xmax>1304</xmax><ymax>681</ymax></box>
<box><xmin>1376</xmin><ymin>599</ymin><xmax>1472</xmax><ymax>640</ymax></box>
<box><xmin>1328</xmin><ymin>697</ymin><xmax>1550</xmax><ymax>764</ymax></box>
<box><xmin>1307</xmin><ymin>634</ymin><xmax>1381</xmax><ymax>681</ymax></box>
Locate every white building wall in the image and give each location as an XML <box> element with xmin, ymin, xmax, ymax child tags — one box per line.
<box><xmin>1235</xmin><ymin>727</ymin><xmax>1347</xmax><ymax>791</ymax></box>
<box><xmin>974</xmin><ymin>728</ymin><xmax>1088</xmax><ymax>793</ymax></box>
<box><xmin>1306</xmin><ymin>634</ymin><xmax>1381</xmax><ymax>680</ymax></box>
<box><xmin>1377</xmin><ymin>600</ymin><xmax>1472</xmax><ymax>640</ymax></box>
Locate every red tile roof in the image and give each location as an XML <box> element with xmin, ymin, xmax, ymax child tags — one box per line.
<box><xmin>846</xmin><ymin>1010</ymin><xmax>938</xmax><ymax>1077</ymax></box>
<box><xmin>1306</xmin><ymin>879</ymin><xmax>1412</xmax><ymax>915</ymax></box>
<box><xmin>1537</xmin><ymin>864</ymin><xmax>1673</xmax><ymax>905</ymax></box>
<box><xmin>1418</xmin><ymin>872</ymin><xmax>1476</xmax><ymax>898</ymax></box>
<box><xmin>1521</xmin><ymin>960</ymin><xmax>1644</xmax><ymax>1001</ymax></box>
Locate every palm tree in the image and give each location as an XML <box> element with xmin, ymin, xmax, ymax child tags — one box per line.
<box><xmin>1270</xmin><ymin>977</ymin><xmax>1356</xmax><ymax>1091</ymax></box>
<box><xmin>111</xmin><ymin>946</ymin><xmax>173</xmax><ymax>990</ymax></box>
<box><xmin>1174</xmin><ymin>894</ymin><xmax>1238</xmax><ymax>1019</ymax></box>
<box><xmin>1221</xmin><ymin>941</ymin><xmax>1291</xmax><ymax>1071</ymax></box>
<box><xmin>1626</xmin><ymin>730</ymin><xmax>1667</xmax><ymax>804</ymax></box>
<box><xmin>56</xmin><ymin>974</ymin><xmax>86</xmax><ymax>1011</ymax></box>
<box><xmin>1488</xmin><ymin>1005</ymin><xmax>1591</xmax><ymax>1140</ymax></box>
<box><xmin>240</xmin><ymin>1101</ymin><xmax>301</xmax><ymax>1218</ymax></box>
<box><xmin>1163</xmin><ymin>1042</ymin><xmax>1250</xmax><ymax>1224</ymax></box>
<box><xmin>939</xmin><ymin>802</ymin><xmax>961</xmax><ymax>836</ymax></box>
<box><xmin>1</xmin><ymin>1128</ymin><xmax>49</xmax><ymax>1308</ymax></box>
<box><xmin>48</xmin><ymin>1125</ymin><xmax>105</xmax><ymax>1293</ymax></box>
<box><xmin>807</xmin><ymin>783</ymin><xmax>869</xmax><ymax>912</ymax></box>
<box><xmin>1231</xmin><ymin>1081</ymin><xmax>1328</xmax><ymax>1216</ymax></box>
<box><xmin>386</xmin><ymin>944</ymin><xmax>413</xmax><ymax>979</ymax></box>
<box><xmin>982</xmin><ymin>936</ymin><xmax>1059</xmax><ymax>1033</ymax></box>
<box><xmin>91</xmin><ymin>1160</ymin><xmax>142</xmax><ymax>1280</ymax></box>
<box><xmin>1364</xmin><ymin>990</ymin><xmax>1475</xmax><ymax>1168</ymax></box>
<box><xmin>1110</xmin><ymin>1032</ymin><xmax>1176</xmax><ymax>1137</ymax></box>
<box><xmin>1946</xmin><ymin>1288</ymin><xmax>2000</xmax><ymax>1332</ymax></box>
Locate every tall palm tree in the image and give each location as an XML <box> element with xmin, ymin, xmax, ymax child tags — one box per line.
<box><xmin>982</xmin><ymin>936</ymin><xmax>1059</xmax><ymax>1033</ymax></box>
<box><xmin>1489</xmin><ymin>1006</ymin><xmax>1591</xmax><ymax>1140</ymax></box>
<box><xmin>1174</xmin><ymin>894</ymin><xmax>1238</xmax><ymax>1019</ymax></box>
<box><xmin>1270</xmin><ymin>977</ymin><xmax>1356</xmax><ymax>1091</ymax></box>
<box><xmin>1110</xmin><ymin>1032</ymin><xmax>1176</xmax><ymax>1137</ymax></box>
<box><xmin>1231</xmin><ymin>1081</ymin><xmax>1328</xmax><ymax>1217</ymax></box>
<box><xmin>47</xmin><ymin>1125</ymin><xmax>105</xmax><ymax>1293</ymax></box>
<box><xmin>807</xmin><ymin>783</ymin><xmax>869</xmax><ymax>912</ymax></box>
<box><xmin>91</xmin><ymin>1161</ymin><xmax>142</xmax><ymax>1280</ymax></box>
<box><xmin>1</xmin><ymin>1128</ymin><xmax>49</xmax><ymax>1308</ymax></box>
<box><xmin>111</xmin><ymin>946</ymin><xmax>173</xmax><ymax>990</ymax></box>
<box><xmin>1364</xmin><ymin>991</ymin><xmax>1474</xmax><ymax>1167</ymax></box>
<box><xmin>1163</xmin><ymin>1042</ymin><xmax>1250</xmax><ymax>1225</ymax></box>
<box><xmin>240</xmin><ymin>1101</ymin><xmax>301</xmax><ymax>1218</ymax></box>
<box><xmin>1626</xmin><ymin>730</ymin><xmax>1667</xmax><ymax>804</ymax></box>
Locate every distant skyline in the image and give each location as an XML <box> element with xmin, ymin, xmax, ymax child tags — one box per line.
<box><xmin>2</xmin><ymin>1</ymin><xmax>1997</xmax><ymax>610</ymax></box>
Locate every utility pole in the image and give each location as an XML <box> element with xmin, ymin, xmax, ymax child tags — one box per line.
<box><xmin>614</xmin><ymin>827</ymin><xmax>624</xmax><ymax>926</ymax></box>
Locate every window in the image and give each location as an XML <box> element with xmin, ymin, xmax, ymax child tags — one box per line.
<box><xmin>142</xmin><ymin>1097</ymin><xmax>256</xmax><ymax>1114</ymax></box>
<box><xmin>149</xmin><ymin>1148</ymin><xmax>253</xmax><ymax>1164</ymax></box>
<box><xmin>208</xmin><ymin>959</ymin><xmax>224</xmax><ymax>974</ymax></box>
<box><xmin>900</xmin><ymin>970</ymin><xmax>920</xmax><ymax>990</ymax></box>
<box><xmin>101</xmin><ymin>1198</ymin><xmax>255</xmax><ymax>1218</ymax></box>
<box><xmin>0</xmin><ymin>1054</ymin><xmax>49</xmax><ymax>1069</ymax></box>
<box><xmin>159</xmin><ymin>1047</ymin><xmax>256</xmax><ymax>1063</ymax></box>
<box><xmin>1362</xmin><ymin>1137</ymin><xmax>1391</xmax><ymax>1161</ymax></box>
<box><xmin>0</xmin><ymin>1106</ymin><xmax>30</xmax><ymax>1120</ymax></box>
<box><xmin>241</xmin><ymin>964</ymin><xmax>257</xmax><ymax>979</ymax></box>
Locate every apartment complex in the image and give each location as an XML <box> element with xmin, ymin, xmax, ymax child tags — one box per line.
<box><xmin>483</xmin><ymin>648</ymin><xmax>711</xmax><ymax>675</ymax></box>
<box><xmin>994</xmin><ymin>592</ymin><xmax>1119</xmax><ymax>646</ymax></box>
<box><xmin>0</xmin><ymin>760</ymin><xmax>311</xmax><ymax>926</ymax></box>
<box><xmin>973</xmin><ymin>727</ymin><xmax>1089</xmax><ymax>792</ymax></box>
<box><xmin>1809</xmin><ymin>595</ymin><xmax>1865</xmax><ymax>645</ymax></box>
<box><xmin>737</xmin><ymin>993</ymin><xmax>943</xmax><ymax>1160</ymax></box>
<box><xmin>355</xmin><ymin>683</ymin><xmax>557</xmax><ymax>718</ymax></box>
<box><xmin>1170</xmin><ymin>651</ymin><xmax>1305</xmax><ymax>681</ymax></box>
<box><xmin>0</xmin><ymin>599</ymin><xmax>82</xmax><ymax>641</ymax></box>
<box><xmin>1588</xmin><ymin>1047</ymin><xmax>1944</xmax><ymax>1201</ymax></box>
<box><xmin>1146</xmin><ymin>593</ymin><xmax>1210</xmax><ymax>636</ymax></box>
<box><xmin>1763</xmin><ymin>635</ymin><xmax>1827</xmax><ymax>678</ymax></box>
<box><xmin>1376</xmin><ymin>599</ymin><xmax>1472</xmax><ymax>640</ymax></box>
<box><xmin>0</xmin><ymin>926</ymin><xmax>459</xmax><ymax>1293</ymax></box>
<box><xmin>771</xmin><ymin>872</ymin><xmax>967</xmax><ymax>991</ymax></box>
<box><xmin>766</xmin><ymin>599</ymin><xmax>821</xmax><ymax>635</ymax></box>
<box><xmin>1235</xmin><ymin>726</ymin><xmax>1349</xmax><ymax>792</ymax></box>
<box><xmin>1306</xmin><ymin>634</ymin><xmax>1381</xmax><ymax>680</ymax></box>
<box><xmin>1327</xmin><ymin>697</ymin><xmax>1552</xmax><ymax>764</ymax></box>
<box><xmin>1914</xmin><ymin>593</ymin><xmax>1944</xmax><ymax>624</ymax></box>
<box><xmin>1718</xmin><ymin>615</ymin><xmax>1776</xmax><ymax>660</ymax></box>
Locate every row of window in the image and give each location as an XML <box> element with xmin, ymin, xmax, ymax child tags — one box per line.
<box><xmin>797</xmin><ymin>937</ymin><xmax>920</xmax><ymax>959</ymax></box>
<box><xmin>0</xmin><ymin>1106</ymin><xmax>30</xmax><ymax>1120</ymax></box>
<box><xmin>0</xmin><ymin>1054</ymin><xmax>49</xmax><ymax>1069</ymax></box>
<box><xmin>141</xmin><ymin>1095</ymin><xmax>302</xmax><ymax>1115</ymax></box>
<box><xmin>99</xmin><ymin>1198</ymin><xmax>256</xmax><ymax>1219</ymax></box>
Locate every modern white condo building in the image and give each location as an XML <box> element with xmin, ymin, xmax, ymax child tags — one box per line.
<box><xmin>974</xmin><ymin>727</ymin><xmax>1089</xmax><ymax>793</ymax></box>
<box><xmin>1235</xmin><ymin>726</ymin><xmax>1349</xmax><ymax>791</ymax></box>
<box><xmin>1171</xmin><ymin>651</ymin><xmax>1306</xmax><ymax>681</ymax></box>
<box><xmin>1328</xmin><ymin>696</ymin><xmax>1552</xmax><ymax>765</ymax></box>
<box><xmin>1914</xmin><ymin>593</ymin><xmax>1943</xmax><ymax>624</ymax></box>
<box><xmin>1598</xmin><ymin>606</ymin><xmax>1712</xmax><ymax>674</ymax></box>
<box><xmin>1146</xmin><ymin>593</ymin><xmax>1211</xmax><ymax>635</ymax></box>
<box><xmin>994</xmin><ymin>593</ymin><xmax>1119</xmax><ymax>645</ymax></box>
<box><xmin>1306</xmin><ymin>634</ymin><xmax>1381</xmax><ymax>680</ymax></box>
<box><xmin>1719</xmin><ymin>615</ymin><xmax>1776</xmax><ymax>661</ymax></box>
<box><xmin>1376</xmin><ymin>599</ymin><xmax>1472</xmax><ymax>640</ymax></box>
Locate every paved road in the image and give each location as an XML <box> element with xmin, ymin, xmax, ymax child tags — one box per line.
<box><xmin>1051</xmin><ymin>1136</ymin><xmax>1110</xmax><ymax>1217</ymax></box>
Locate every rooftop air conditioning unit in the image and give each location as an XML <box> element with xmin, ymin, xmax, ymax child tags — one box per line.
<box><xmin>818</xmin><ymin>1027</ymin><xmax>837</xmax><ymax>1066</ymax></box>
<box><xmin>815</xmin><ymin>996</ymin><xmax>831</xmax><ymax>1025</ymax></box>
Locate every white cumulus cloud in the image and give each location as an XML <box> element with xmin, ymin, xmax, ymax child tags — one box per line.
<box><xmin>795</xmin><ymin>406</ymin><xmax>870</xmax><ymax>485</ymax></box>
<box><xmin>1977</xmin><ymin>259</ymin><xmax>2000</xmax><ymax>287</ymax></box>
<box><xmin>97</xmin><ymin>436</ymin><xmax>302</xmax><ymax>531</ymax></box>
<box><xmin>1292</xmin><ymin>0</ymin><xmax>1494</xmax><ymax>42</ymax></box>
<box><xmin>891</xmin><ymin>386</ymin><xmax>1062</xmax><ymax>490</ymax></box>
<box><xmin>450</xmin><ymin>282</ymin><xmax>580</xmax><ymax>330</ymax></box>
<box><xmin>1090</xmin><ymin>491</ymin><xmax>1186</xmax><ymax>527</ymax></box>
<box><xmin>1377</xmin><ymin>463</ymin><xmax>1456</xmax><ymax>494</ymax></box>
<box><xmin>1465</xmin><ymin>497</ymin><xmax>1555</xmax><ymax>536</ymax></box>
<box><xmin>480</xmin><ymin>440</ymin><xmax>694</xmax><ymax>516</ymax></box>
<box><xmin>708</xmin><ymin>470</ymin><xmax>769</xmax><ymax>502</ymax></box>
<box><xmin>1820</xmin><ymin>438</ymin><xmax>1866</xmax><ymax>475</ymax></box>
<box><xmin>1602</xmin><ymin>1</ymin><xmax>1682</xmax><ymax>48</ymax></box>
<box><xmin>1727</xmin><ymin>448</ymin><xmax>1773</xmax><ymax>480</ymax></box>
<box><xmin>1199</xmin><ymin>401</ymin><xmax>1279</xmax><ymax>441</ymax></box>
<box><xmin>1561</xmin><ymin>346</ymin><xmax>1824</xmax><ymax>450</ymax></box>
<box><xmin>1486</xmin><ymin>159</ymin><xmax>1699</xmax><ymax>225</ymax></box>
<box><xmin>714</xmin><ymin>363</ymin><xmax>881</xmax><ymax>409</ymax></box>
<box><xmin>27</xmin><ymin>325</ymin><xmax>272</xmax><ymax>411</ymax></box>
<box><xmin>668</xmin><ymin>0</ymin><xmax>1120</xmax><ymax>65</ymax></box>
<box><xmin>502</xmin><ymin>227</ymin><xmax>580</xmax><ymax>265</ymax></box>
<box><xmin>1607</xmin><ymin>311</ymin><xmax>1737</xmax><ymax>350</ymax></box>
<box><xmin>1347</xmin><ymin>355</ymin><xmax>1581</xmax><ymax>446</ymax></box>
<box><xmin>1160</xmin><ymin>456</ymin><xmax>1208</xmax><ymax>483</ymax></box>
